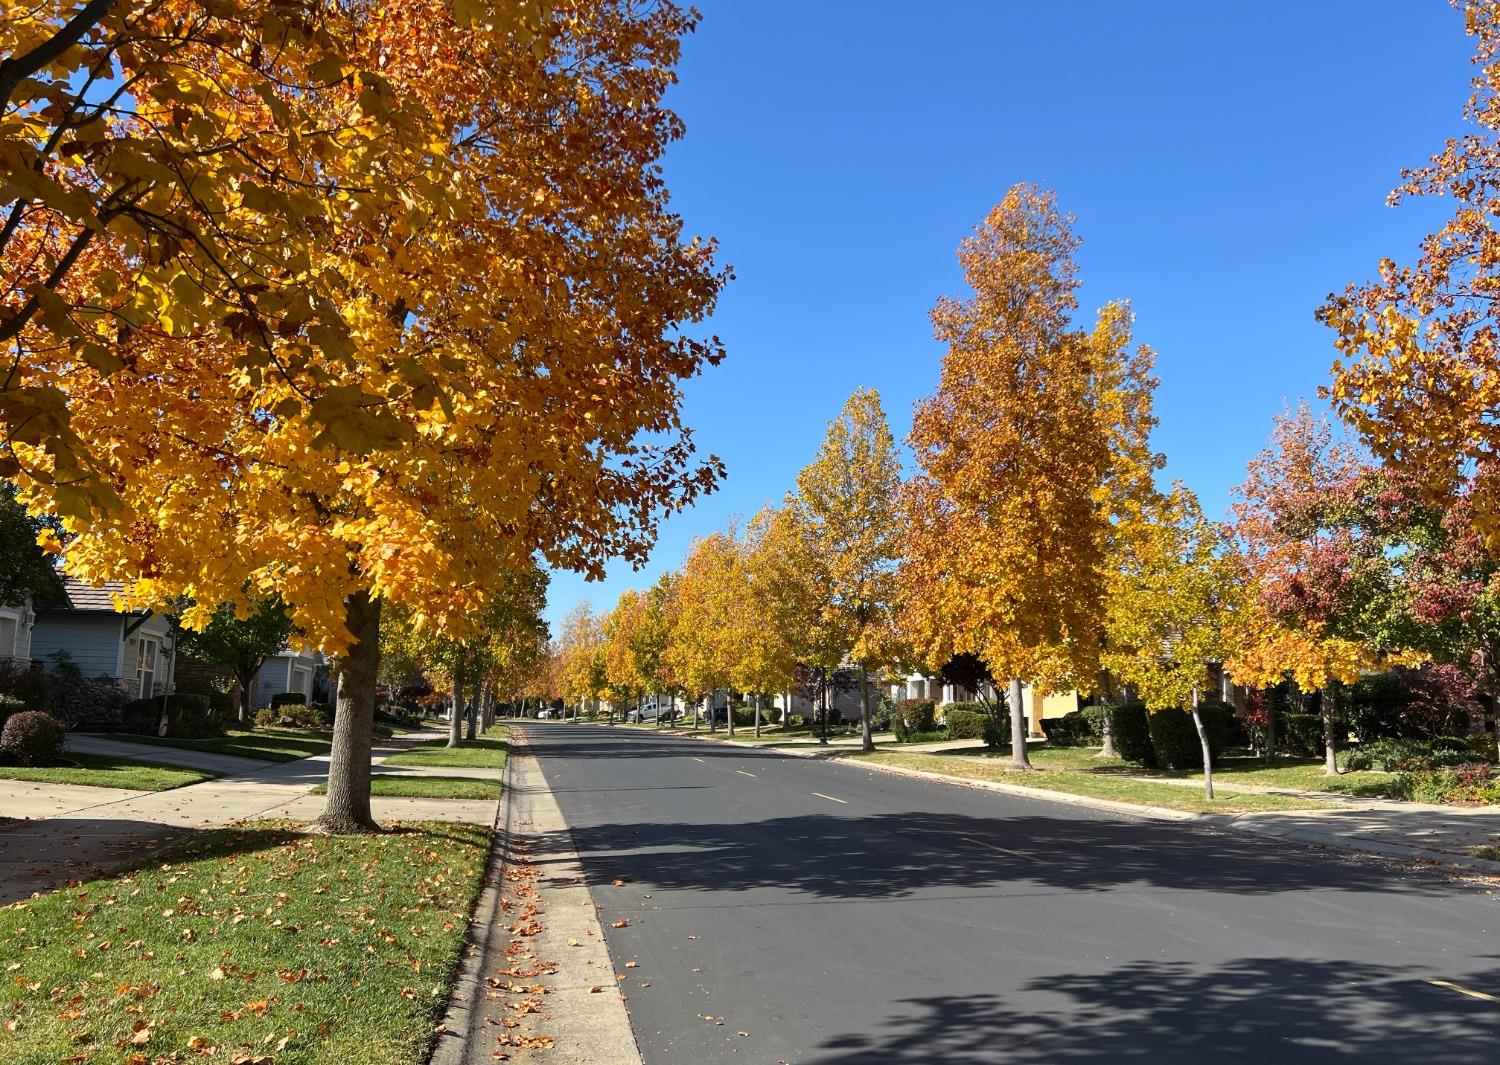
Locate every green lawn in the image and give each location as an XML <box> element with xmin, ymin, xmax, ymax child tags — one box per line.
<box><xmin>0</xmin><ymin>752</ymin><xmax>216</xmax><ymax>791</ymax></box>
<box><xmin>849</xmin><ymin>751</ymin><xmax>1338</xmax><ymax>814</ymax></box>
<box><xmin>0</xmin><ymin>820</ymin><xmax>490</xmax><ymax>1064</ymax></box>
<box><xmin>313</xmin><ymin>775</ymin><xmax>500</xmax><ymax>799</ymax></box>
<box><xmin>97</xmin><ymin>727</ymin><xmax>333</xmax><ymax>763</ymax></box>
<box><xmin>1013</xmin><ymin>745</ymin><xmax>1403</xmax><ymax>798</ymax></box>
<box><xmin>383</xmin><ymin>732</ymin><xmax>507</xmax><ymax>770</ymax></box>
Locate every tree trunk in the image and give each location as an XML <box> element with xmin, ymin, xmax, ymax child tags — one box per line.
<box><xmin>1009</xmin><ymin>677</ymin><xmax>1031</xmax><ymax>769</ymax></box>
<box><xmin>819</xmin><ymin>671</ymin><xmax>830</xmax><ymax>745</ymax></box>
<box><xmin>754</xmin><ymin>693</ymin><xmax>762</xmax><ymax>738</ymax></box>
<box><xmin>708</xmin><ymin>691</ymin><xmax>718</xmax><ymax>733</ymax></box>
<box><xmin>1191</xmin><ymin>689</ymin><xmax>1214</xmax><ymax>800</ymax></box>
<box><xmin>236</xmin><ymin>666</ymin><xmax>256</xmax><ymax>727</ymax></box>
<box><xmin>1096</xmin><ymin>670</ymin><xmax>1119</xmax><ymax>758</ymax></box>
<box><xmin>1265</xmin><ymin>693</ymin><xmax>1278</xmax><ymax>763</ymax></box>
<box><xmin>858</xmin><ymin>664</ymin><xmax>874</xmax><ymax>752</ymax></box>
<box><xmin>311</xmin><ymin>591</ymin><xmax>383</xmax><ymax>834</ymax></box>
<box><xmin>471</xmin><ymin>676</ymin><xmax>483</xmax><ymax>736</ymax></box>
<box><xmin>1322</xmin><ymin>685</ymin><xmax>1338</xmax><ymax>776</ymax></box>
<box><xmin>726</xmin><ymin>690</ymin><xmax>736</xmax><ymax>736</ymax></box>
<box><xmin>448</xmin><ymin>667</ymin><xmax>465</xmax><ymax>748</ymax></box>
<box><xmin>465</xmin><ymin>675</ymin><xmax>479</xmax><ymax>740</ymax></box>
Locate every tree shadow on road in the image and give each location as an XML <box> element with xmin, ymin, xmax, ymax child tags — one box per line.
<box><xmin>806</xmin><ymin>957</ymin><xmax>1500</xmax><ymax>1064</ymax></box>
<box><xmin>542</xmin><ymin>811</ymin><xmax>1471</xmax><ymax>900</ymax></box>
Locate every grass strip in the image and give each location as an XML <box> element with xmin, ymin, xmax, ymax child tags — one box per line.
<box><xmin>850</xmin><ymin>751</ymin><xmax>1339</xmax><ymax>813</ymax></box>
<box><xmin>312</xmin><ymin>775</ymin><xmax>500</xmax><ymax>800</ymax></box>
<box><xmin>0</xmin><ymin>819</ymin><xmax>491</xmax><ymax>1064</ymax></box>
<box><xmin>384</xmin><ymin>734</ymin><xmax>507</xmax><ymax>770</ymax></box>
<box><xmin>0</xmin><ymin>753</ymin><xmax>215</xmax><ymax>791</ymax></box>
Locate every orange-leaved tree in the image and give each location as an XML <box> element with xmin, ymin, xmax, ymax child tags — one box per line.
<box><xmin>17</xmin><ymin>1</ymin><xmax>728</xmax><ymax>832</ymax></box>
<box><xmin>785</xmin><ymin>389</ymin><xmax>903</xmax><ymax>752</ymax></box>
<box><xmin>1319</xmin><ymin>1</ymin><xmax>1500</xmax><ymax>542</ymax></box>
<box><xmin>663</xmin><ymin>527</ymin><xmax>742</xmax><ymax>733</ymax></box>
<box><xmin>900</xmin><ymin>185</ymin><xmax>1120</xmax><ymax>769</ymax></box>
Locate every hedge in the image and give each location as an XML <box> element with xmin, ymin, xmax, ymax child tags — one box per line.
<box><xmin>947</xmin><ymin>708</ymin><xmax>1002</xmax><ymax>748</ymax></box>
<box><xmin>121</xmin><ymin>692</ymin><xmax>220</xmax><ymax>738</ymax></box>
<box><xmin>1103</xmin><ymin>702</ymin><xmax>1156</xmax><ymax>767</ymax></box>
<box><xmin>271</xmin><ymin>691</ymin><xmax>308</xmax><ymax>708</ymax></box>
<box><xmin>1040</xmin><ymin>710</ymin><xmax>1094</xmax><ymax>748</ymax></box>
<box><xmin>900</xmin><ymin>699</ymin><xmax>937</xmax><ymax>733</ymax></box>
<box><xmin>1342</xmin><ymin>736</ymin><xmax>1475</xmax><ymax>772</ymax></box>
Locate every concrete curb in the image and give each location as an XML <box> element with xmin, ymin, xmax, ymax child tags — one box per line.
<box><xmin>625</xmin><ymin>724</ymin><xmax>1500</xmax><ymax>878</ymax></box>
<box><xmin>428</xmin><ymin>740</ymin><xmax>516</xmax><ymax>1065</ymax></box>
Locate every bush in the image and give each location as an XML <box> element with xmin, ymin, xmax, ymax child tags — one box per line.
<box><xmin>1342</xmin><ymin>736</ymin><xmax>1475</xmax><ymax>772</ymax></box>
<box><xmin>1349</xmin><ymin>672</ymin><xmax>1408</xmax><ymax>743</ymax></box>
<box><xmin>1196</xmin><ymin>700</ymin><xmax>1234</xmax><ymax>758</ymax></box>
<box><xmin>1387</xmin><ymin>761</ymin><xmax>1500</xmax><ymax>805</ymax></box>
<box><xmin>900</xmin><ymin>699</ymin><xmax>937</xmax><ymax>732</ymax></box>
<box><xmin>1278</xmin><ymin>712</ymin><xmax>1324</xmax><ymax>757</ymax></box>
<box><xmin>868</xmin><ymin>699</ymin><xmax>894</xmax><ymax>732</ymax></box>
<box><xmin>1040</xmin><ymin>710</ymin><xmax>1094</xmax><ymax>748</ymax></box>
<box><xmin>271</xmin><ymin>691</ymin><xmax>308</xmax><ymax>708</ymax></box>
<box><xmin>0</xmin><ymin>710</ymin><xmax>66</xmax><ymax>766</ymax></box>
<box><xmin>1105</xmin><ymin>702</ymin><xmax>1156</xmax><ymax>767</ymax></box>
<box><xmin>1147</xmin><ymin>708</ymin><xmax>1204</xmax><ymax>769</ymax></box>
<box><xmin>0</xmin><ymin>693</ymin><xmax>24</xmax><ymax>728</ymax></box>
<box><xmin>947</xmin><ymin>707</ymin><xmax>1003</xmax><ymax>748</ymax></box>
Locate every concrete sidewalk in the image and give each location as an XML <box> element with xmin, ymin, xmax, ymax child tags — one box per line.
<box><xmin>0</xmin><ymin>727</ymin><xmax>504</xmax><ymax>903</ymax></box>
<box><xmin>66</xmin><ymin>733</ymin><xmax>272</xmax><ymax>775</ymax></box>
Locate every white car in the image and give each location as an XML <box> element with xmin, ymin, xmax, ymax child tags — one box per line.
<box><xmin>536</xmin><ymin>709</ymin><xmax>553</xmax><ymax>719</ymax></box>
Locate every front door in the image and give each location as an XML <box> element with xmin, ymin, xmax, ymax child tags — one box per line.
<box><xmin>136</xmin><ymin>636</ymin><xmax>158</xmax><ymax>699</ymax></box>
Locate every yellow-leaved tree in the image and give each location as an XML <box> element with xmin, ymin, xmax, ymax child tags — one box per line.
<box><xmin>1104</xmin><ymin>486</ymin><xmax>1238</xmax><ymax>798</ymax></box>
<box><xmin>556</xmin><ymin>601</ymin><xmax>606</xmax><ymax>720</ymax></box>
<box><xmin>15</xmin><ymin>1</ymin><xmax>728</xmax><ymax>832</ymax></box>
<box><xmin>664</xmin><ymin>527</ymin><xmax>742</xmax><ymax>733</ymax></box>
<box><xmin>900</xmin><ymin>185</ymin><xmax>1121</xmax><ymax>769</ymax></box>
<box><xmin>1320</xmin><ymin>1</ymin><xmax>1500</xmax><ymax>544</ymax></box>
<box><xmin>785</xmin><ymin>389</ymin><xmax>903</xmax><ymax>751</ymax></box>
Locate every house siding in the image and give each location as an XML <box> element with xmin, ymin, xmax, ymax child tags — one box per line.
<box><xmin>257</xmin><ymin>652</ymin><xmax>318</xmax><ymax>708</ymax></box>
<box><xmin>30</xmin><ymin>615</ymin><xmax>123</xmax><ymax>680</ymax></box>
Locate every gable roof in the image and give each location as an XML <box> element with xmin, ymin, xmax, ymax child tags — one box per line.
<box><xmin>38</xmin><ymin>577</ymin><xmax>146</xmax><ymax>616</ymax></box>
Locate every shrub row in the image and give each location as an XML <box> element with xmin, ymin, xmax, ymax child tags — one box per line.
<box><xmin>1077</xmin><ymin>701</ymin><xmax>1237</xmax><ymax>769</ymax></box>
<box><xmin>1341</xmin><ymin>736</ymin><xmax>1476</xmax><ymax>772</ymax></box>
<box><xmin>121</xmin><ymin>692</ymin><xmax>221</xmax><ymax>738</ymax></box>
<box><xmin>946</xmin><ymin>704</ymin><xmax>1003</xmax><ymax>748</ymax></box>
<box><xmin>1387</xmin><ymin>761</ymin><xmax>1500</xmax><ymax>804</ymax></box>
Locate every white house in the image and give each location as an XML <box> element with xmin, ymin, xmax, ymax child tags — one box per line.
<box><xmin>255</xmin><ymin>648</ymin><xmax>321</xmax><ymax>708</ymax></box>
<box><xmin>0</xmin><ymin>598</ymin><xmax>35</xmax><ymax>663</ymax></box>
<box><xmin>30</xmin><ymin>577</ymin><xmax>176</xmax><ymax>698</ymax></box>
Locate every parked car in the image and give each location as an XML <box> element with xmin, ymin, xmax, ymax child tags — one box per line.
<box><xmin>536</xmin><ymin>708</ymin><xmax>552</xmax><ymax>719</ymax></box>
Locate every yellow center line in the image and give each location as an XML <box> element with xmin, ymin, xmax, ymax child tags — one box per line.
<box><xmin>736</xmin><ymin>770</ymin><xmax>756</xmax><ymax>778</ymax></box>
<box><xmin>963</xmin><ymin>836</ymin><xmax>1027</xmax><ymax>859</ymax></box>
<box><xmin>1428</xmin><ymin>979</ymin><xmax>1500</xmax><ymax>1003</ymax></box>
<box><xmin>812</xmin><ymin>792</ymin><xmax>848</xmax><ymax>804</ymax></box>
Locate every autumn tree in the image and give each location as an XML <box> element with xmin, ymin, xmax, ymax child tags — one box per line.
<box><xmin>0</xmin><ymin>481</ymin><xmax>61</xmax><ymax>607</ymax></box>
<box><xmin>664</xmin><ymin>528</ymin><xmax>741</xmax><ymax>733</ymax></box>
<box><xmin>1227</xmin><ymin>405</ymin><xmax>1383</xmax><ymax>773</ymax></box>
<box><xmin>556</xmin><ymin>601</ymin><xmax>606</xmax><ymax>720</ymax></box>
<box><xmin>732</xmin><ymin>508</ymin><xmax>804</xmax><ymax>736</ymax></box>
<box><xmin>1320</xmin><ymin>1</ymin><xmax>1500</xmax><ymax>548</ymax></box>
<box><xmin>1105</xmin><ymin>487</ymin><xmax>1237</xmax><ymax>798</ymax></box>
<box><xmin>603</xmin><ymin>588</ymin><xmax>649</xmax><ymax>719</ymax></box>
<box><xmin>784</xmin><ymin>389</ymin><xmax>902</xmax><ymax>751</ymax></box>
<box><xmin>900</xmin><ymin>185</ymin><xmax>1121</xmax><ymax>769</ymax></box>
<box><xmin>175</xmin><ymin>597</ymin><xmax>297</xmax><ymax>725</ymax></box>
<box><xmin>16</xmin><ymin>2</ymin><xmax>728</xmax><ymax>832</ymax></box>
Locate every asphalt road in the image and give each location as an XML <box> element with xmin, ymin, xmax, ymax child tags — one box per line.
<box><xmin>521</xmin><ymin>723</ymin><xmax>1500</xmax><ymax>1064</ymax></box>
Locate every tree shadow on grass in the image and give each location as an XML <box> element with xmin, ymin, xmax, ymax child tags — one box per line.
<box><xmin>539</xmin><ymin>810</ymin><xmax>1468</xmax><ymax>901</ymax></box>
<box><xmin>807</xmin><ymin>957</ymin><xmax>1500</xmax><ymax>1064</ymax></box>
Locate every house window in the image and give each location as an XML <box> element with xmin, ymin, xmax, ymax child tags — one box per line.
<box><xmin>136</xmin><ymin>636</ymin><xmax>158</xmax><ymax>700</ymax></box>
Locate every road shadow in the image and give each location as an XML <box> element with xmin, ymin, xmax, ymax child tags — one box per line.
<box><xmin>540</xmin><ymin>810</ymin><xmax>1465</xmax><ymax>900</ymax></box>
<box><xmin>806</xmin><ymin>957</ymin><xmax>1500</xmax><ymax>1064</ymax></box>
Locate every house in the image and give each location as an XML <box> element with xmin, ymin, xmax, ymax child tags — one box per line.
<box><xmin>30</xmin><ymin>577</ymin><xmax>176</xmax><ymax>698</ymax></box>
<box><xmin>889</xmin><ymin>671</ymin><xmax>1081</xmax><ymax>736</ymax></box>
<box><xmin>256</xmin><ymin>648</ymin><xmax>322</xmax><ymax>709</ymax></box>
<box><xmin>0</xmin><ymin>598</ymin><xmax>35</xmax><ymax>664</ymax></box>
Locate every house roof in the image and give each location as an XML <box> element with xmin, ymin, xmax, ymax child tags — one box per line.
<box><xmin>39</xmin><ymin>577</ymin><xmax>146</xmax><ymax>616</ymax></box>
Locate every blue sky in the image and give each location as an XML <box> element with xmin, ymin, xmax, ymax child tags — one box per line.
<box><xmin>545</xmin><ymin>0</ymin><xmax>1472</xmax><ymax>628</ymax></box>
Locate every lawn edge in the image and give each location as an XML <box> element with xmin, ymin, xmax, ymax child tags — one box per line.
<box><xmin>428</xmin><ymin>733</ymin><xmax>516</xmax><ymax>1065</ymax></box>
